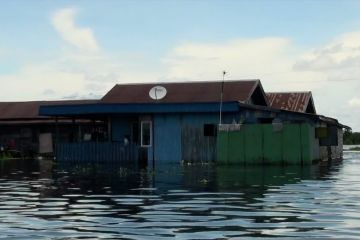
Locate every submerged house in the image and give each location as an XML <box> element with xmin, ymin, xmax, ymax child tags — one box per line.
<box><xmin>40</xmin><ymin>80</ymin><xmax>270</xmax><ymax>165</ymax></box>
<box><xmin>0</xmin><ymin>100</ymin><xmax>104</xmax><ymax>156</ymax></box>
<box><xmin>265</xmin><ymin>91</ymin><xmax>344</xmax><ymax>161</ymax></box>
<box><xmin>38</xmin><ymin>80</ymin><xmax>348</xmax><ymax>166</ymax></box>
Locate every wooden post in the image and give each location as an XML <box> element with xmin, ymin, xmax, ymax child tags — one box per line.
<box><xmin>107</xmin><ymin>116</ymin><xmax>112</xmax><ymax>142</ymax></box>
<box><xmin>55</xmin><ymin>117</ymin><xmax>59</xmax><ymax>154</ymax></box>
<box><xmin>72</xmin><ymin>118</ymin><xmax>76</xmax><ymax>143</ymax></box>
<box><xmin>78</xmin><ymin>122</ymin><xmax>82</xmax><ymax>142</ymax></box>
<box><xmin>152</xmin><ymin>115</ymin><xmax>155</xmax><ymax>170</ymax></box>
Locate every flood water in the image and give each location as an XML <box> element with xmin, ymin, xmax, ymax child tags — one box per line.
<box><xmin>0</xmin><ymin>152</ymin><xmax>359</xmax><ymax>239</ymax></box>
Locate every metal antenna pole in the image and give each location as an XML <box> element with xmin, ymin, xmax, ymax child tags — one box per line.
<box><xmin>219</xmin><ymin>71</ymin><xmax>226</xmax><ymax>125</ymax></box>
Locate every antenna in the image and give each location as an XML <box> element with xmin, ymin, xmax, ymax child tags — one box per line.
<box><xmin>219</xmin><ymin>71</ymin><xmax>226</xmax><ymax>125</ymax></box>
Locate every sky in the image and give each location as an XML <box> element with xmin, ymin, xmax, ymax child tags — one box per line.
<box><xmin>0</xmin><ymin>0</ymin><xmax>360</xmax><ymax>130</ymax></box>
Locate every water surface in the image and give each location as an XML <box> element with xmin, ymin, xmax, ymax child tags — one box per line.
<box><xmin>0</xmin><ymin>152</ymin><xmax>359</xmax><ymax>239</ymax></box>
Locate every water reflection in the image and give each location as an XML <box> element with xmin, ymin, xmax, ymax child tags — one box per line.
<box><xmin>0</xmin><ymin>154</ymin><xmax>358</xmax><ymax>239</ymax></box>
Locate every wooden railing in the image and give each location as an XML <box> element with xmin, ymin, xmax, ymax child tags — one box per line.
<box><xmin>55</xmin><ymin>142</ymin><xmax>138</xmax><ymax>164</ymax></box>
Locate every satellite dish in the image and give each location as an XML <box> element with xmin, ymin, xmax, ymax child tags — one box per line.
<box><xmin>149</xmin><ymin>86</ymin><xmax>167</xmax><ymax>100</ymax></box>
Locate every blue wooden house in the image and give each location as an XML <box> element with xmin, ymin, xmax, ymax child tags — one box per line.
<box><xmin>39</xmin><ymin>80</ymin><xmax>348</xmax><ymax>166</ymax></box>
<box><xmin>39</xmin><ymin>80</ymin><xmax>272</xmax><ymax>165</ymax></box>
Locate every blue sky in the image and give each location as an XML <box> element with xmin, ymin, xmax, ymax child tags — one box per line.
<box><xmin>0</xmin><ymin>0</ymin><xmax>360</xmax><ymax>130</ymax></box>
<box><xmin>2</xmin><ymin>1</ymin><xmax>360</xmax><ymax>54</ymax></box>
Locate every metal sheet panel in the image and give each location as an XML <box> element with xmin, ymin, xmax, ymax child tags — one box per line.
<box><xmin>300</xmin><ymin>123</ymin><xmax>313</xmax><ymax>165</ymax></box>
<box><xmin>263</xmin><ymin>125</ymin><xmax>283</xmax><ymax>164</ymax></box>
<box><xmin>227</xmin><ymin>130</ymin><xmax>245</xmax><ymax>164</ymax></box>
<box><xmin>267</xmin><ymin>92</ymin><xmax>315</xmax><ymax>113</ymax></box>
<box><xmin>217</xmin><ymin>123</ymin><xmax>315</xmax><ymax>165</ymax></box>
<box><xmin>244</xmin><ymin>125</ymin><xmax>263</xmax><ymax>164</ymax></box>
<box><xmin>101</xmin><ymin>80</ymin><xmax>261</xmax><ymax>104</ymax></box>
<box><xmin>217</xmin><ymin>131</ymin><xmax>229</xmax><ymax>164</ymax></box>
<box><xmin>282</xmin><ymin>124</ymin><xmax>302</xmax><ymax>164</ymax></box>
<box><xmin>0</xmin><ymin>100</ymin><xmax>97</xmax><ymax>120</ymax></box>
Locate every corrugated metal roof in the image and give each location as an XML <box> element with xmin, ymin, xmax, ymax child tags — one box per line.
<box><xmin>101</xmin><ymin>80</ymin><xmax>264</xmax><ymax>105</ymax></box>
<box><xmin>266</xmin><ymin>92</ymin><xmax>316</xmax><ymax>113</ymax></box>
<box><xmin>0</xmin><ymin>100</ymin><xmax>98</xmax><ymax>120</ymax></box>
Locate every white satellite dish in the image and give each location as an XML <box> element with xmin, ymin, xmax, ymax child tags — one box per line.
<box><xmin>149</xmin><ymin>86</ymin><xmax>167</xmax><ymax>100</ymax></box>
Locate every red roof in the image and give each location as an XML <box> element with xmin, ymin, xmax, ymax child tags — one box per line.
<box><xmin>266</xmin><ymin>92</ymin><xmax>316</xmax><ymax>114</ymax></box>
<box><xmin>101</xmin><ymin>80</ymin><xmax>267</xmax><ymax>105</ymax></box>
<box><xmin>0</xmin><ymin>100</ymin><xmax>98</xmax><ymax>120</ymax></box>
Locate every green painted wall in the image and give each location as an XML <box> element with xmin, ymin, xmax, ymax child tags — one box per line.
<box><xmin>227</xmin><ymin>130</ymin><xmax>245</xmax><ymax>164</ymax></box>
<box><xmin>263</xmin><ymin>125</ymin><xmax>282</xmax><ymax>164</ymax></box>
<box><xmin>282</xmin><ymin>124</ymin><xmax>301</xmax><ymax>164</ymax></box>
<box><xmin>244</xmin><ymin>125</ymin><xmax>263</xmax><ymax>164</ymax></box>
<box><xmin>217</xmin><ymin>123</ymin><xmax>314</xmax><ymax>165</ymax></box>
<box><xmin>217</xmin><ymin>130</ymin><xmax>229</xmax><ymax>164</ymax></box>
<box><xmin>301</xmin><ymin>124</ymin><xmax>312</xmax><ymax>165</ymax></box>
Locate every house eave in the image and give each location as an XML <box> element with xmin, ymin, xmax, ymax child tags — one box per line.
<box><xmin>39</xmin><ymin>102</ymin><xmax>242</xmax><ymax>117</ymax></box>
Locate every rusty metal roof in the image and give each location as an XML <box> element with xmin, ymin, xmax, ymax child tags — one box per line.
<box><xmin>101</xmin><ymin>80</ymin><xmax>267</xmax><ymax>105</ymax></box>
<box><xmin>0</xmin><ymin>100</ymin><xmax>98</xmax><ymax>120</ymax></box>
<box><xmin>266</xmin><ymin>92</ymin><xmax>316</xmax><ymax>114</ymax></box>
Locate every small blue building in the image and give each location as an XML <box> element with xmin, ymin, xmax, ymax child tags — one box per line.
<box><xmin>39</xmin><ymin>80</ymin><xmax>269</xmax><ymax>165</ymax></box>
<box><xmin>39</xmin><ymin>80</ymin><xmax>347</xmax><ymax>167</ymax></box>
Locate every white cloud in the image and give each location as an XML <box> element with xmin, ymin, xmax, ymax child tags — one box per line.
<box><xmin>161</xmin><ymin>36</ymin><xmax>360</xmax><ymax>130</ymax></box>
<box><xmin>349</xmin><ymin>97</ymin><xmax>360</xmax><ymax>107</ymax></box>
<box><xmin>162</xmin><ymin>38</ymin><xmax>326</xmax><ymax>92</ymax></box>
<box><xmin>51</xmin><ymin>8</ymin><xmax>99</xmax><ymax>52</ymax></box>
<box><xmin>164</xmin><ymin>38</ymin><xmax>292</xmax><ymax>79</ymax></box>
<box><xmin>0</xmin><ymin>7</ymin><xmax>359</xmax><ymax>131</ymax></box>
<box><xmin>294</xmin><ymin>32</ymin><xmax>360</xmax><ymax>73</ymax></box>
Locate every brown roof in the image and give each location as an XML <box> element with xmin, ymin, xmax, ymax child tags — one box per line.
<box><xmin>101</xmin><ymin>80</ymin><xmax>267</xmax><ymax>105</ymax></box>
<box><xmin>266</xmin><ymin>92</ymin><xmax>316</xmax><ymax>114</ymax></box>
<box><xmin>0</xmin><ymin>100</ymin><xmax>98</xmax><ymax>120</ymax></box>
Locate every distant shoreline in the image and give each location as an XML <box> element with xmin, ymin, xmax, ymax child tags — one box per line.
<box><xmin>344</xmin><ymin>145</ymin><xmax>360</xmax><ymax>151</ymax></box>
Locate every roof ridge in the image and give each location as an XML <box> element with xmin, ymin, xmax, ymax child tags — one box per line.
<box><xmin>0</xmin><ymin>99</ymin><xmax>98</xmax><ymax>104</ymax></box>
<box><xmin>266</xmin><ymin>91</ymin><xmax>312</xmax><ymax>94</ymax></box>
<box><xmin>114</xmin><ymin>79</ymin><xmax>260</xmax><ymax>86</ymax></box>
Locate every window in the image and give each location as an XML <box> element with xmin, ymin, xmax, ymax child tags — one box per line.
<box><xmin>204</xmin><ymin>124</ymin><xmax>217</xmax><ymax>137</ymax></box>
<box><xmin>141</xmin><ymin>121</ymin><xmax>152</xmax><ymax>147</ymax></box>
<box><xmin>259</xmin><ymin>118</ymin><xmax>274</xmax><ymax>124</ymax></box>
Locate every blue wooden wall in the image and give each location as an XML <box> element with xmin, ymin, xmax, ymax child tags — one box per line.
<box><xmin>153</xmin><ymin>115</ymin><xmax>182</xmax><ymax>163</ymax></box>
<box><xmin>151</xmin><ymin>112</ymin><xmax>241</xmax><ymax>164</ymax></box>
<box><xmin>111</xmin><ymin>116</ymin><xmax>132</xmax><ymax>142</ymax></box>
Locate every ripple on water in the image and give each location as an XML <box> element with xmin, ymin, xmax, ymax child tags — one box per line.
<box><xmin>0</xmin><ymin>153</ymin><xmax>358</xmax><ymax>238</ymax></box>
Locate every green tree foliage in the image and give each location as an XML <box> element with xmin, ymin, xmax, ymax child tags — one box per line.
<box><xmin>344</xmin><ymin>130</ymin><xmax>360</xmax><ymax>145</ymax></box>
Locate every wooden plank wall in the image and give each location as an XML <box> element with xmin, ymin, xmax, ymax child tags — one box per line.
<box><xmin>181</xmin><ymin>125</ymin><xmax>217</xmax><ymax>163</ymax></box>
<box><xmin>56</xmin><ymin>142</ymin><xmax>138</xmax><ymax>165</ymax></box>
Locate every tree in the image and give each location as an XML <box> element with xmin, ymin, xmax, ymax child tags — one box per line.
<box><xmin>344</xmin><ymin>130</ymin><xmax>360</xmax><ymax>145</ymax></box>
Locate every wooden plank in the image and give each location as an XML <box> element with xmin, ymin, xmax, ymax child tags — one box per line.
<box><xmin>217</xmin><ymin>131</ymin><xmax>228</xmax><ymax>164</ymax></box>
<box><xmin>301</xmin><ymin>123</ymin><xmax>313</xmax><ymax>165</ymax></box>
<box><xmin>182</xmin><ymin>125</ymin><xmax>217</xmax><ymax>164</ymax></box>
<box><xmin>244</xmin><ymin>125</ymin><xmax>263</xmax><ymax>164</ymax></box>
<box><xmin>227</xmin><ymin>130</ymin><xmax>245</xmax><ymax>164</ymax></box>
<box><xmin>282</xmin><ymin>124</ymin><xmax>301</xmax><ymax>164</ymax></box>
<box><xmin>55</xmin><ymin>142</ymin><xmax>139</xmax><ymax>165</ymax></box>
<box><xmin>263</xmin><ymin>124</ymin><xmax>283</xmax><ymax>165</ymax></box>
